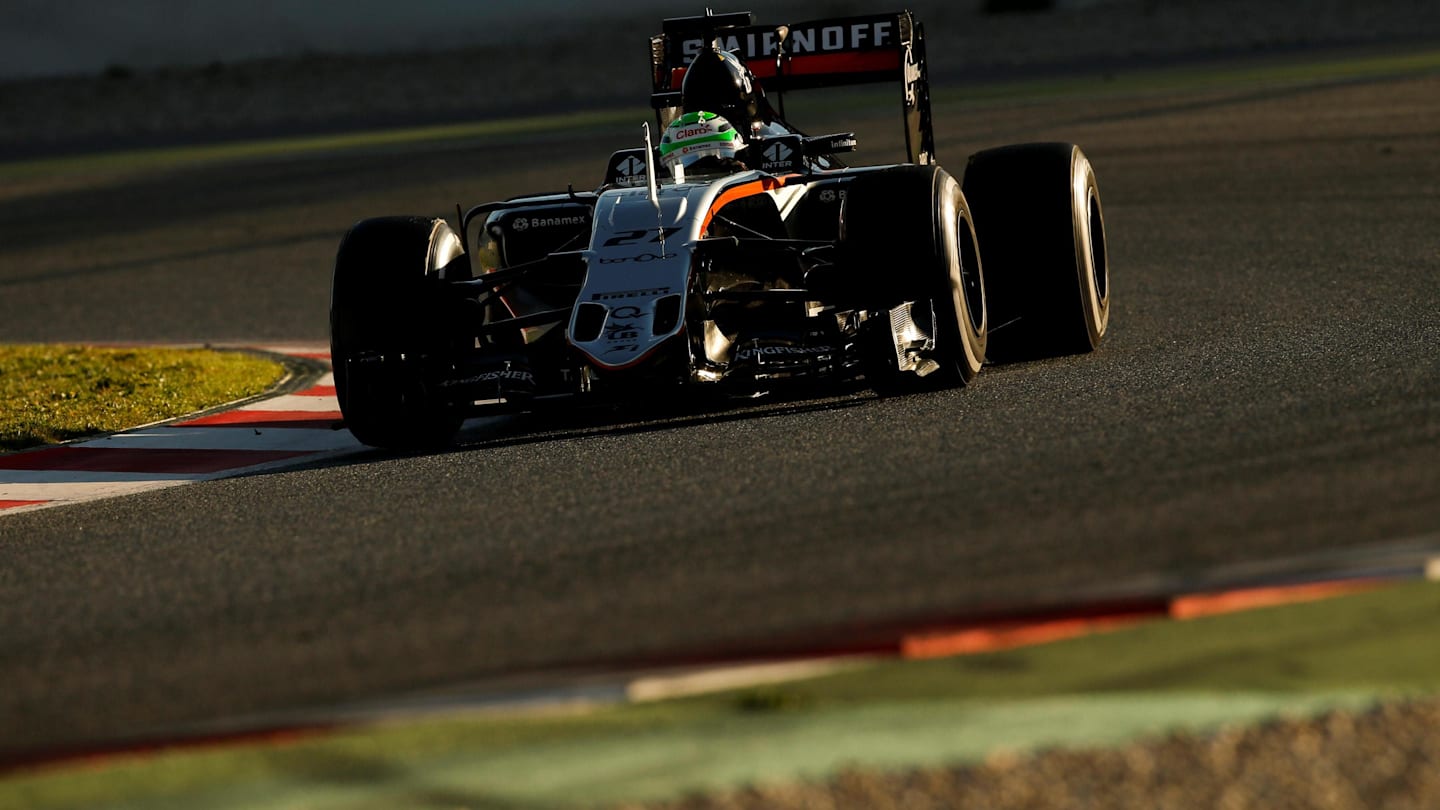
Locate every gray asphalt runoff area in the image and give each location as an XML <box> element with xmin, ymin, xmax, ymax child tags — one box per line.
<box><xmin>1</xmin><ymin>8</ymin><xmax>1438</xmax><ymax>759</ymax></box>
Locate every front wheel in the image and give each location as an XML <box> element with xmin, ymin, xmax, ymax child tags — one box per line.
<box><xmin>962</xmin><ymin>142</ymin><xmax>1109</xmax><ymax>361</ymax></box>
<box><xmin>330</xmin><ymin>216</ymin><xmax>465</xmax><ymax>450</ymax></box>
<box><xmin>842</xmin><ymin>165</ymin><xmax>987</xmax><ymax>391</ymax></box>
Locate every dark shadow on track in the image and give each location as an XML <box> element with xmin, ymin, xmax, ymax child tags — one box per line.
<box><xmin>233</xmin><ymin>387</ymin><xmax>884</xmax><ymax>479</ymax></box>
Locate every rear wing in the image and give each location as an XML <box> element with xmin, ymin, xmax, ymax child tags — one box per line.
<box><xmin>649</xmin><ymin>10</ymin><xmax>935</xmax><ymax>165</ymax></box>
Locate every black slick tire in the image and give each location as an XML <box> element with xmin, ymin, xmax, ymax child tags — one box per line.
<box><xmin>330</xmin><ymin>216</ymin><xmax>464</xmax><ymax>450</ymax></box>
<box><xmin>842</xmin><ymin>165</ymin><xmax>987</xmax><ymax>390</ymax></box>
<box><xmin>962</xmin><ymin>142</ymin><xmax>1108</xmax><ymax>361</ymax></box>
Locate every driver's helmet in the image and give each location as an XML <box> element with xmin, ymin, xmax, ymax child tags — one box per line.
<box><xmin>658</xmin><ymin>111</ymin><xmax>743</xmax><ymax>171</ymax></box>
<box><xmin>682</xmin><ymin>48</ymin><xmax>766</xmax><ymax>133</ymax></box>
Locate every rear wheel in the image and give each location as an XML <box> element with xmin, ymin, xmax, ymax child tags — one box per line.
<box><xmin>962</xmin><ymin>142</ymin><xmax>1108</xmax><ymax>361</ymax></box>
<box><xmin>330</xmin><ymin>216</ymin><xmax>465</xmax><ymax>450</ymax></box>
<box><xmin>842</xmin><ymin>165</ymin><xmax>987</xmax><ymax>391</ymax></box>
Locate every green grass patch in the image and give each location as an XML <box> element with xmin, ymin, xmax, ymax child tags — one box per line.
<box><xmin>4</xmin><ymin>580</ymin><xmax>1437</xmax><ymax>809</ymax></box>
<box><xmin>0</xmin><ymin>345</ymin><xmax>286</xmax><ymax>452</ymax></box>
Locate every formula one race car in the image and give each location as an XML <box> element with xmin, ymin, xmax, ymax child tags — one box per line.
<box><xmin>330</xmin><ymin>10</ymin><xmax>1109</xmax><ymax>449</ymax></box>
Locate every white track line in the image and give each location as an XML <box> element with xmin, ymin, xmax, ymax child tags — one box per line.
<box><xmin>0</xmin><ymin>478</ymin><xmax>198</xmax><ymax>501</ymax></box>
<box><xmin>75</xmin><ymin>427</ymin><xmax>362</xmax><ymax>452</ymax></box>
<box><xmin>227</xmin><ymin>394</ymin><xmax>342</xmax><ymax>413</ymax></box>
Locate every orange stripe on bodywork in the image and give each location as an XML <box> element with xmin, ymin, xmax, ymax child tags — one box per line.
<box><xmin>701</xmin><ymin>175</ymin><xmax>798</xmax><ymax>234</ymax></box>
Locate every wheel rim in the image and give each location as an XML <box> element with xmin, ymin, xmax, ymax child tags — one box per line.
<box><xmin>1088</xmin><ymin>189</ymin><xmax>1108</xmax><ymax>303</ymax></box>
<box><xmin>957</xmin><ymin>210</ymin><xmax>985</xmax><ymax>334</ymax></box>
<box><xmin>936</xmin><ymin>175</ymin><xmax>984</xmax><ymax>381</ymax></box>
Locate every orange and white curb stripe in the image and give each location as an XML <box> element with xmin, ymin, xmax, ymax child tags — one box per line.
<box><xmin>0</xmin><ymin>346</ymin><xmax>362</xmax><ymax>515</ymax></box>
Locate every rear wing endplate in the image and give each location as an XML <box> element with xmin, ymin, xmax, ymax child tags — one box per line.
<box><xmin>649</xmin><ymin>10</ymin><xmax>935</xmax><ymax>165</ymax></box>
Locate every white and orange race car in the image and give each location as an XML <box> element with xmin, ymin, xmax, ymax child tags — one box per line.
<box><xmin>330</xmin><ymin>10</ymin><xmax>1108</xmax><ymax>449</ymax></box>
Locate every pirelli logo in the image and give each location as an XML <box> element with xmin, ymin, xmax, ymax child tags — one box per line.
<box><xmin>591</xmin><ymin>287</ymin><xmax>671</xmax><ymax>301</ymax></box>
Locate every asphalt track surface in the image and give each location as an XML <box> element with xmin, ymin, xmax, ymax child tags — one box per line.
<box><xmin>2</xmin><ymin>67</ymin><xmax>1439</xmax><ymax>756</ymax></box>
